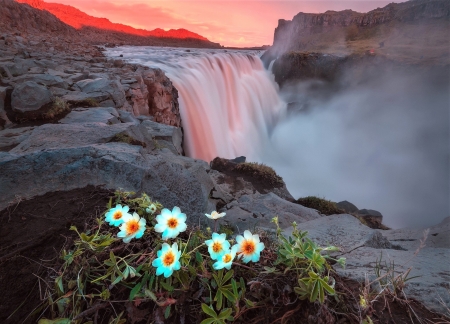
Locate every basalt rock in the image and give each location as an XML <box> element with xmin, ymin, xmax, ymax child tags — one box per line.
<box><xmin>11</xmin><ymin>81</ymin><xmax>52</xmax><ymax>114</ymax></box>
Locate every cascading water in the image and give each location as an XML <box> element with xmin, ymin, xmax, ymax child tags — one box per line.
<box><xmin>106</xmin><ymin>47</ymin><xmax>286</xmax><ymax>161</ymax></box>
<box><xmin>105</xmin><ymin>46</ymin><xmax>449</xmax><ymax>229</ymax></box>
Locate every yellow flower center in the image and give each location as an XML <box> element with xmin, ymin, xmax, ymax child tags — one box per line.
<box><xmin>242</xmin><ymin>240</ymin><xmax>255</xmax><ymax>255</ymax></box>
<box><xmin>126</xmin><ymin>220</ymin><xmax>140</xmax><ymax>235</ymax></box>
<box><xmin>223</xmin><ymin>254</ymin><xmax>232</xmax><ymax>263</ymax></box>
<box><xmin>212</xmin><ymin>242</ymin><xmax>222</xmax><ymax>253</ymax></box>
<box><xmin>167</xmin><ymin>218</ymin><xmax>178</xmax><ymax>229</ymax></box>
<box><xmin>163</xmin><ymin>251</ymin><xmax>175</xmax><ymax>266</ymax></box>
<box><xmin>113</xmin><ymin>211</ymin><xmax>122</xmax><ymax>220</ymax></box>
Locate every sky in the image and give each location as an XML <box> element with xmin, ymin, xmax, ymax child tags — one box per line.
<box><xmin>47</xmin><ymin>0</ymin><xmax>402</xmax><ymax>47</ymax></box>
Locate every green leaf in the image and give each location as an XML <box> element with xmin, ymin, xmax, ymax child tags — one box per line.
<box><xmin>218</xmin><ymin>308</ymin><xmax>232</xmax><ymax>319</ymax></box>
<box><xmin>144</xmin><ymin>289</ymin><xmax>157</xmax><ymax>301</ymax></box>
<box><xmin>111</xmin><ymin>275</ymin><xmax>123</xmax><ymax>286</ymax></box>
<box><xmin>164</xmin><ymin>305</ymin><xmax>171</xmax><ymax>319</ymax></box>
<box><xmin>195</xmin><ymin>251</ymin><xmax>204</xmax><ymax>264</ymax></box>
<box><xmin>201</xmin><ymin>303</ymin><xmax>218</xmax><ymax>318</ymax></box>
<box><xmin>55</xmin><ymin>276</ymin><xmax>64</xmax><ymax>294</ymax></box>
<box><xmin>310</xmin><ymin>280</ymin><xmax>319</xmax><ymax>302</ymax></box>
<box><xmin>320</xmin><ymin>278</ymin><xmax>335</xmax><ymax>295</ymax></box>
<box><xmin>222</xmin><ymin>270</ymin><xmax>234</xmax><ymax>284</ymax></box>
<box><xmin>220</xmin><ymin>288</ymin><xmax>235</xmax><ymax>303</ymax></box>
<box><xmin>129</xmin><ymin>282</ymin><xmax>142</xmax><ymax>301</ymax></box>
<box><xmin>215</xmin><ymin>291</ymin><xmax>223</xmax><ymax>311</ymax></box>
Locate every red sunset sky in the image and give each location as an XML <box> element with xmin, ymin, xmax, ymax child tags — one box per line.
<box><xmin>45</xmin><ymin>1</ymin><xmax>402</xmax><ymax>47</ymax></box>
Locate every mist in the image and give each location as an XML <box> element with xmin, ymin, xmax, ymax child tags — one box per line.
<box><xmin>261</xmin><ymin>68</ymin><xmax>449</xmax><ymax>229</ymax></box>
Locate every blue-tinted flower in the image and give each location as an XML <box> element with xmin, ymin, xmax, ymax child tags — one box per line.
<box><xmin>146</xmin><ymin>204</ymin><xmax>157</xmax><ymax>214</ymax></box>
<box><xmin>205</xmin><ymin>211</ymin><xmax>226</xmax><ymax>220</ymax></box>
<box><xmin>205</xmin><ymin>233</ymin><xmax>230</xmax><ymax>260</ymax></box>
<box><xmin>152</xmin><ymin>242</ymin><xmax>181</xmax><ymax>278</ymax></box>
<box><xmin>154</xmin><ymin>206</ymin><xmax>187</xmax><ymax>240</ymax></box>
<box><xmin>105</xmin><ymin>204</ymin><xmax>131</xmax><ymax>227</ymax></box>
<box><xmin>117</xmin><ymin>212</ymin><xmax>146</xmax><ymax>243</ymax></box>
<box><xmin>234</xmin><ymin>230</ymin><xmax>265</xmax><ymax>263</ymax></box>
<box><xmin>213</xmin><ymin>245</ymin><xmax>238</xmax><ymax>270</ymax></box>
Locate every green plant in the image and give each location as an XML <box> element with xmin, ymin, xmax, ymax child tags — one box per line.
<box><xmin>296</xmin><ymin>196</ymin><xmax>344</xmax><ymax>215</ymax></box>
<box><xmin>110</xmin><ymin>132</ymin><xmax>146</xmax><ymax>147</ymax></box>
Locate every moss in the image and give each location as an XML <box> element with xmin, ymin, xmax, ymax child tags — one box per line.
<box><xmin>234</xmin><ymin>162</ymin><xmax>284</xmax><ymax>187</ymax></box>
<box><xmin>218</xmin><ymin>223</ymin><xmax>234</xmax><ymax>237</ymax></box>
<box><xmin>110</xmin><ymin>132</ymin><xmax>146</xmax><ymax>147</ymax></box>
<box><xmin>296</xmin><ymin>196</ymin><xmax>344</xmax><ymax>216</ymax></box>
<box><xmin>79</xmin><ymin>98</ymin><xmax>100</xmax><ymax>107</ymax></box>
<box><xmin>42</xmin><ymin>97</ymin><xmax>70</xmax><ymax>120</ymax></box>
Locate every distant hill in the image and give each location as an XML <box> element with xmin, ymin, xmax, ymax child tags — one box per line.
<box><xmin>13</xmin><ymin>0</ymin><xmax>221</xmax><ymax>48</ymax></box>
<box><xmin>262</xmin><ymin>0</ymin><xmax>449</xmax><ymax>65</ymax></box>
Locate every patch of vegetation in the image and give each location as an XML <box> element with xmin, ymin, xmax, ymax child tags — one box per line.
<box><xmin>234</xmin><ymin>162</ymin><xmax>284</xmax><ymax>187</ymax></box>
<box><xmin>297</xmin><ymin>196</ymin><xmax>345</xmax><ymax>215</ymax></box>
<box><xmin>43</xmin><ymin>97</ymin><xmax>70</xmax><ymax>120</ymax></box>
<box><xmin>74</xmin><ymin>97</ymin><xmax>100</xmax><ymax>108</ymax></box>
<box><xmin>110</xmin><ymin>132</ymin><xmax>146</xmax><ymax>147</ymax></box>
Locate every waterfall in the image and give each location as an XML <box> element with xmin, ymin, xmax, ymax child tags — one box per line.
<box><xmin>106</xmin><ymin>47</ymin><xmax>286</xmax><ymax>161</ymax></box>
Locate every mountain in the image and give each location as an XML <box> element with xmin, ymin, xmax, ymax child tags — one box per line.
<box><xmin>262</xmin><ymin>0</ymin><xmax>449</xmax><ymax>65</ymax></box>
<box><xmin>13</xmin><ymin>0</ymin><xmax>220</xmax><ymax>47</ymax></box>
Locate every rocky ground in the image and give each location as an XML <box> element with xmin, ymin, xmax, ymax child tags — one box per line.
<box><xmin>0</xmin><ymin>27</ymin><xmax>449</xmax><ymax>323</ymax></box>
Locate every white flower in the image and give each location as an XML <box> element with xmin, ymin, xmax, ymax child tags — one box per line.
<box><xmin>117</xmin><ymin>212</ymin><xmax>146</xmax><ymax>243</ymax></box>
<box><xmin>152</xmin><ymin>243</ymin><xmax>181</xmax><ymax>278</ymax></box>
<box><xmin>205</xmin><ymin>211</ymin><xmax>226</xmax><ymax>220</ymax></box>
<box><xmin>213</xmin><ymin>245</ymin><xmax>238</xmax><ymax>270</ymax></box>
<box><xmin>146</xmin><ymin>204</ymin><xmax>157</xmax><ymax>214</ymax></box>
<box><xmin>234</xmin><ymin>230</ymin><xmax>265</xmax><ymax>263</ymax></box>
<box><xmin>154</xmin><ymin>206</ymin><xmax>187</xmax><ymax>240</ymax></box>
<box><xmin>205</xmin><ymin>233</ymin><xmax>231</xmax><ymax>260</ymax></box>
<box><xmin>105</xmin><ymin>204</ymin><xmax>131</xmax><ymax>227</ymax></box>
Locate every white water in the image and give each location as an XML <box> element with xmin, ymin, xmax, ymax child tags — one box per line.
<box><xmin>105</xmin><ymin>47</ymin><xmax>285</xmax><ymax>161</ymax></box>
<box><xmin>105</xmin><ymin>47</ymin><xmax>449</xmax><ymax>229</ymax></box>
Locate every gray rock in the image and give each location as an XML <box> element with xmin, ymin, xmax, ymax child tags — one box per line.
<box><xmin>75</xmin><ymin>78</ymin><xmax>126</xmax><ymax>108</ymax></box>
<box><xmin>11</xmin><ymin>81</ymin><xmax>52</xmax><ymax>113</ymax></box>
<box><xmin>59</xmin><ymin>108</ymin><xmax>119</xmax><ymax>125</ymax></box>
<box><xmin>0</xmin><ymin>144</ymin><xmax>212</xmax><ymax>225</ymax></box>
<box><xmin>14</xmin><ymin>74</ymin><xmax>68</xmax><ymax>89</ymax></box>
<box><xmin>139</xmin><ymin>120</ymin><xmax>183</xmax><ymax>155</ymax></box>
<box><xmin>63</xmin><ymin>91</ymin><xmax>109</xmax><ymax>104</ymax></box>
<box><xmin>281</xmin><ymin>214</ymin><xmax>450</xmax><ymax>314</ymax></box>
<box><xmin>219</xmin><ymin>192</ymin><xmax>321</xmax><ymax>233</ymax></box>
<box><xmin>118</xmin><ymin>110</ymin><xmax>140</xmax><ymax>124</ymax></box>
<box><xmin>336</xmin><ymin>200</ymin><xmax>358</xmax><ymax>213</ymax></box>
<box><xmin>9</xmin><ymin>122</ymin><xmax>131</xmax><ymax>155</ymax></box>
<box><xmin>357</xmin><ymin>209</ymin><xmax>383</xmax><ymax>227</ymax></box>
<box><xmin>0</xmin><ymin>127</ymin><xmax>34</xmax><ymax>151</ymax></box>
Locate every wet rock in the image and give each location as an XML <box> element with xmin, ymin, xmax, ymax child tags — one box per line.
<box><xmin>11</xmin><ymin>81</ymin><xmax>52</xmax><ymax>113</ymax></box>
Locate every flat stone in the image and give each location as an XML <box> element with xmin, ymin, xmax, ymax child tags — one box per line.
<box><xmin>14</xmin><ymin>74</ymin><xmax>68</xmax><ymax>89</ymax></box>
<box><xmin>59</xmin><ymin>108</ymin><xmax>119</xmax><ymax>125</ymax></box>
<box><xmin>75</xmin><ymin>78</ymin><xmax>126</xmax><ymax>108</ymax></box>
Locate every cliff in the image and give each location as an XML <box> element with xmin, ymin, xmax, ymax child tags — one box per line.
<box><xmin>263</xmin><ymin>0</ymin><xmax>450</xmax><ymax>67</ymax></box>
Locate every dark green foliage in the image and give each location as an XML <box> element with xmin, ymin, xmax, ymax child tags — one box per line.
<box><xmin>234</xmin><ymin>162</ymin><xmax>284</xmax><ymax>187</ymax></box>
<box><xmin>297</xmin><ymin>196</ymin><xmax>345</xmax><ymax>215</ymax></box>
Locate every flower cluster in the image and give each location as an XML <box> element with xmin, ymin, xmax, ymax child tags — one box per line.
<box><xmin>104</xmin><ymin>205</ymin><xmax>265</xmax><ymax>278</ymax></box>
<box><xmin>206</xmin><ymin>229</ymin><xmax>265</xmax><ymax>270</ymax></box>
<box><xmin>105</xmin><ymin>204</ymin><xmax>147</xmax><ymax>243</ymax></box>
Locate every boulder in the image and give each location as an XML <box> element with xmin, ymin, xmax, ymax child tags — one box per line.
<box><xmin>282</xmin><ymin>214</ymin><xmax>450</xmax><ymax>314</ymax></box>
<box><xmin>11</xmin><ymin>81</ymin><xmax>52</xmax><ymax>113</ymax></box>
<box><xmin>336</xmin><ymin>200</ymin><xmax>359</xmax><ymax>213</ymax></box>
<box><xmin>75</xmin><ymin>78</ymin><xmax>126</xmax><ymax>108</ymax></box>
<box><xmin>0</xmin><ymin>143</ymin><xmax>212</xmax><ymax>225</ymax></box>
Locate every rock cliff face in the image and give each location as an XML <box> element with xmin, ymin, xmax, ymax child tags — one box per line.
<box><xmin>268</xmin><ymin>0</ymin><xmax>449</xmax><ymax>57</ymax></box>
